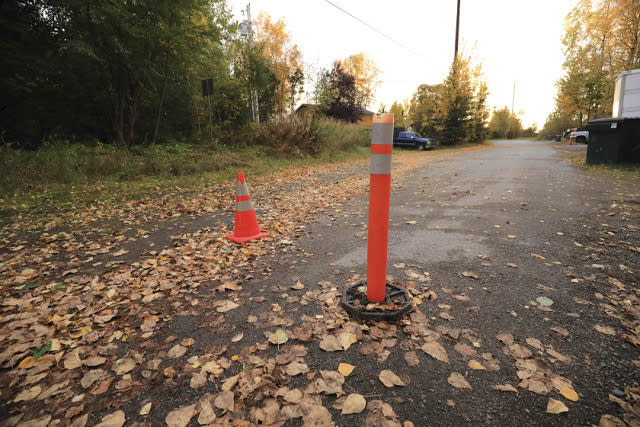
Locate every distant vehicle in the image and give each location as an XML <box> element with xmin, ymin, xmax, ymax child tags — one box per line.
<box><xmin>570</xmin><ymin>127</ymin><xmax>589</xmax><ymax>143</ymax></box>
<box><xmin>392</xmin><ymin>131</ymin><xmax>436</xmax><ymax>150</ymax></box>
<box><xmin>613</xmin><ymin>68</ymin><xmax>640</xmax><ymax>118</ymax></box>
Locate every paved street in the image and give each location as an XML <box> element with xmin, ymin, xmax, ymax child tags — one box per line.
<box><xmin>2</xmin><ymin>140</ymin><xmax>639</xmax><ymax>426</ymax></box>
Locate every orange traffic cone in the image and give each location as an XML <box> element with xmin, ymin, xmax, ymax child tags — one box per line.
<box><xmin>226</xmin><ymin>172</ymin><xmax>268</xmax><ymax>243</ymax></box>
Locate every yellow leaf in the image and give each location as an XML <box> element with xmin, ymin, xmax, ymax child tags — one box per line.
<box><xmin>559</xmin><ymin>386</ymin><xmax>579</xmax><ymax>402</ymax></box>
<box><xmin>338</xmin><ymin>363</ymin><xmax>355</xmax><ymax>376</ymax></box>
<box><xmin>468</xmin><ymin>360</ymin><xmax>486</xmax><ymax>370</ymax></box>
<box><xmin>338</xmin><ymin>332</ymin><xmax>356</xmax><ymax>351</ymax></box>
<box><xmin>507</xmin><ymin>235</ymin><xmax>517</xmax><ymax>239</ymax></box>
<box><xmin>70</xmin><ymin>326</ymin><xmax>92</xmax><ymax>339</ymax></box>
<box><xmin>18</xmin><ymin>356</ymin><xmax>36</xmax><ymax>369</ymax></box>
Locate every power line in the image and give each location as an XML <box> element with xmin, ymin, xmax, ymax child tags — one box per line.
<box><xmin>320</xmin><ymin>0</ymin><xmax>427</xmax><ymax>60</ymax></box>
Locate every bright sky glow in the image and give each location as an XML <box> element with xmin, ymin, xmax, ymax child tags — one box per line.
<box><xmin>227</xmin><ymin>0</ymin><xmax>577</xmax><ymax>128</ymax></box>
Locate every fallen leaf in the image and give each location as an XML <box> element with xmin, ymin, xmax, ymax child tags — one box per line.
<box><xmin>492</xmin><ymin>384</ymin><xmax>518</xmax><ymax>393</ymax></box>
<box><xmin>342</xmin><ymin>393</ymin><xmax>366</xmax><ymax>415</ymax></box>
<box><xmin>507</xmin><ymin>235</ymin><xmax>516</xmax><ymax>239</ymax></box>
<box><xmin>379</xmin><ymin>370</ymin><xmax>406</xmax><ymax>387</ymax></box>
<box><xmin>291</xmin><ymin>280</ymin><xmax>305</xmax><ymax>290</ymax></box>
<box><xmin>112</xmin><ymin>358</ymin><xmax>136</xmax><ymax>375</ymax></box>
<box><xmin>214</xmin><ymin>391</ymin><xmax>234</xmax><ymax>411</ymax></box>
<box><xmin>190</xmin><ymin>372</ymin><xmax>207</xmax><ymax>389</ymax></box>
<box><xmin>448</xmin><ymin>373</ymin><xmax>472</xmax><ymax>389</ymax></box>
<box><xmin>13</xmin><ymin>385</ymin><xmax>41</xmax><ymax>402</ymax></box>
<box><xmin>231</xmin><ymin>332</ymin><xmax>243</xmax><ymax>343</ymax></box>
<box><xmin>559</xmin><ymin>386</ymin><xmax>579</xmax><ymax>402</ymax></box>
<box><xmin>18</xmin><ymin>356</ymin><xmax>36</xmax><ymax>369</ymax></box>
<box><xmin>167</xmin><ymin>344</ymin><xmax>187</xmax><ymax>359</ymax></box>
<box><xmin>338</xmin><ymin>363</ymin><xmax>355</xmax><ymax>376</ymax></box>
<box><xmin>550</xmin><ymin>327</ymin><xmax>569</xmax><ymax>337</ymax></box>
<box><xmin>525</xmin><ymin>337</ymin><xmax>544</xmax><ymax>351</ymax></box>
<box><xmin>284</xmin><ymin>389</ymin><xmax>303</xmax><ymax>404</ymax></box>
<box><xmin>95</xmin><ymin>410</ymin><xmax>125</xmax><ymax>427</ymax></box>
<box><xmin>406</xmin><ymin>220</ymin><xmax>417</xmax><ymax>225</ymax></box>
<box><xmin>198</xmin><ymin>398</ymin><xmax>217</xmax><ymax>425</ymax></box>
<box><xmin>421</xmin><ymin>341</ymin><xmax>449</xmax><ymax>364</ymax></box>
<box><xmin>404</xmin><ymin>351</ymin><xmax>420</xmax><ymax>367</ymax></box>
<box><xmin>319</xmin><ymin>335</ymin><xmax>343</xmax><ymax>352</ymax></box>
<box><xmin>268</xmin><ymin>329</ymin><xmax>288</xmax><ymax>345</ymax></box>
<box><xmin>546</xmin><ymin>398</ymin><xmax>569</xmax><ymax>414</ymax></box>
<box><xmin>536</xmin><ymin>297</ymin><xmax>554</xmax><ymax>307</ymax></box>
<box><xmin>598</xmin><ymin>414</ymin><xmax>625</xmax><ymax>427</ymax></box>
<box><xmin>338</xmin><ymin>332</ymin><xmax>356</xmax><ymax>351</ymax></box>
<box><xmin>461</xmin><ymin>271</ymin><xmax>479</xmax><ymax>279</ymax></box>
<box><xmin>215</xmin><ymin>300</ymin><xmax>239</xmax><ymax>313</ymax></box>
<box><xmin>139</xmin><ymin>402</ymin><xmax>152</xmax><ymax>416</ymax></box>
<box><xmin>468</xmin><ymin>360</ymin><xmax>486</xmax><ymax>370</ymax></box>
<box><xmin>286</xmin><ymin>361</ymin><xmax>309</xmax><ymax>376</ymax></box>
<box><xmin>165</xmin><ymin>404</ymin><xmax>196</xmax><ymax>427</ymax></box>
<box><xmin>496</xmin><ymin>332</ymin><xmax>514</xmax><ymax>345</ymax></box>
<box><xmin>594</xmin><ymin>325</ymin><xmax>616</xmax><ymax>336</ymax></box>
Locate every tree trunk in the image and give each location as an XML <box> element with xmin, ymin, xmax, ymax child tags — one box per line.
<box><xmin>152</xmin><ymin>52</ymin><xmax>169</xmax><ymax>145</ymax></box>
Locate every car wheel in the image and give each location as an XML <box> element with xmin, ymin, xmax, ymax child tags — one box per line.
<box><xmin>577</xmin><ymin>136</ymin><xmax>586</xmax><ymax>144</ymax></box>
<box><xmin>418</xmin><ymin>143</ymin><xmax>426</xmax><ymax>151</ymax></box>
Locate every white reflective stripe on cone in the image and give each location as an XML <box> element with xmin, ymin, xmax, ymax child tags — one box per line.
<box><xmin>370</xmin><ymin>154</ymin><xmax>392</xmax><ymax>175</ymax></box>
<box><xmin>236</xmin><ymin>200</ymin><xmax>254</xmax><ymax>212</ymax></box>
<box><xmin>236</xmin><ymin>182</ymin><xmax>250</xmax><ymax>197</ymax></box>
<box><xmin>372</xmin><ymin>123</ymin><xmax>394</xmax><ymax>145</ymax></box>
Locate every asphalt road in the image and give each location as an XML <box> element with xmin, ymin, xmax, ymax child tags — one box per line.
<box><xmin>4</xmin><ymin>139</ymin><xmax>639</xmax><ymax>427</ymax></box>
<box><xmin>261</xmin><ymin>139</ymin><xmax>639</xmax><ymax>426</ymax></box>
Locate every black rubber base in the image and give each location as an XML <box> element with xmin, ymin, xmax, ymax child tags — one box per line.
<box><xmin>340</xmin><ymin>281</ymin><xmax>413</xmax><ymax>321</ymax></box>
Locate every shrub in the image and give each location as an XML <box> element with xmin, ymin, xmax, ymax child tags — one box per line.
<box><xmin>255</xmin><ymin>114</ymin><xmax>320</xmax><ymax>157</ymax></box>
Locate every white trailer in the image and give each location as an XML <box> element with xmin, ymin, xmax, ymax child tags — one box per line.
<box><xmin>612</xmin><ymin>68</ymin><xmax>640</xmax><ymax>118</ymax></box>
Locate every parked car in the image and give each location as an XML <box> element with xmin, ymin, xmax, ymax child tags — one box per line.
<box><xmin>569</xmin><ymin>127</ymin><xmax>589</xmax><ymax>143</ymax></box>
<box><xmin>392</xmin><ymin>131</ymin><xmax>437</xmax><ymax>150</ymax></box>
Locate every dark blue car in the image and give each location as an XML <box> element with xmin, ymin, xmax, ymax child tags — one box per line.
<box><xmin>393</xmin><ymin>131</ymin><xmax>437</xmax><ymax>151</ymax></box>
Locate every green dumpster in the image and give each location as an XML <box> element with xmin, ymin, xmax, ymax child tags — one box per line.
<box><xmin>585</xmin><ymin>117</ymin><xmax>640</xmax><ymax>164</ymax></box>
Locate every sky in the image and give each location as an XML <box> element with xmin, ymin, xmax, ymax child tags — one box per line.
<box><xmin>227</xmin><ymin>0</ymin><xmax>577</xmax><ymax>128</ymax></box>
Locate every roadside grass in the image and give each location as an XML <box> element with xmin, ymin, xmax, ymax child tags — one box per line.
<box><xmin>0</xmin><ymin>129</ymin><xmax>493</xmax><ymax>218</ymax></box>
<box><xmin>0</xmin><ymin>119</ymin><xmax>372</xmax><ymax>217</ymax></box>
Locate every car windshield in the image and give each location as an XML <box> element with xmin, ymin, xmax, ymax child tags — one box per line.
<box><xmin>414</xmin><ymin>132</ymin><xmax>423</xmax><ymax>138</ymax></box>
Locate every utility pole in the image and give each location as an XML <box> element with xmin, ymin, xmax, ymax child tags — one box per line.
<box><xmin>454</xmin><ymin>0</ymin><xmax>461</xmax><ymax>61</ymax></box>
<box><xmin>246</xmin><ymin>3</ymin><xmax>260</xmax><ymax>124</ymax></box>
<box><xmin>509</xmin><ymin>80</ymin><xmax>516</xmax><ymax>139</ymax></box>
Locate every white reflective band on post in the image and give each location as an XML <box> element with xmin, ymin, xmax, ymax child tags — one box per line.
<box><xmin>236</xmin><ymin>182</ymin><xmax>250</xmax><ymax>197</ymax></box>
<box><xmin>370</xmin><ymin>154</ymin><xmax>392</xmax><ymax>175</ymax></box>
<box><xmin>236</xmin><ymin>200</ymin><xmax>254</xmax><ymax>212</ymax></box>
<box><xmin>372</xmin><ymin>123</ymin><xmax>394</xmax><ymax>145</ymax></box>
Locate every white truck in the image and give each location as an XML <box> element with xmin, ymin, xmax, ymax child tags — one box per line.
<box><xmin>612</xmin><ymin>68</ymin><xmax>640</xmax><ymax>118</ymax></box>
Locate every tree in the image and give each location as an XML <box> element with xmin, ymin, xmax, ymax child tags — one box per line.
<box><xmin>314</xmin><ymin>62</ymin><xmax>360</xmax><ymax>122</ymax></box>
<box><xmin>439</xmin><ymin>55</ymin><xmax>476</xmax><ymax>144</ymax></box>
<box><xmin>254</xmin><ymin>12</ymin><xmax>304</xmax><ymax>115</ymax></box>
<box><xmin>488</xmin><ymin>107</ymin><xmax>523</xmax><ymax>138</ymax></box>
<box><xmin>408</xmin><ymin>84</ymin><xmax>445</xmax><ymax>138</ymax></box>
<box><xmin>341</xmin><ymin>53</ymin><xmax>380</xmax><ymax>109</ymax></box>
<box><xmin>550</xmin><ymin>0</ymin><xmax>640</xmax><ymax>125</ymax></box>
<box><xmin>388</xmin><ymin>101</ymin><xmax>409</xmax><ymax>128</ymax></box>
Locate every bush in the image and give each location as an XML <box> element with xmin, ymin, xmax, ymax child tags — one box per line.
<box><xmin>255</xmin><ymin>114</ymin><xmax>320</xmax><ymax>157</ymax></box>
<box><xmin>253</xmin><ymin>115</ymin><xmax>369</xmax><ymax>158</ymax></box>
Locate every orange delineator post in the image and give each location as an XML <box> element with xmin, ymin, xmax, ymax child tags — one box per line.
<box><xmin>367</xmin><ymin>113</ymin><xmax>394</xmax><ymax>302</ymax></box>
<box><xmin>226</xmin><ymin>172</ymin><xmax>268</xmax><ymax>244</ymax></box>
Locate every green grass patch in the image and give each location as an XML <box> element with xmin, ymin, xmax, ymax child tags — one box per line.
<box><xmin>0</xmin><ymin>118</ymin><xmax>371</xmax><ymax>216</ymax></box>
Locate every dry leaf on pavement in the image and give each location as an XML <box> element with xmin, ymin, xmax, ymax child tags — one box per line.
<box><xmin>342</xmin><ymin>393</ymin><xmax>366</xmax><ymax>415</ymax></box>
<box><xmin>448</xmin><ymin>373</ymin><xmax>472</xmax><ymax>390</ymax></box>
<box><xmin>546</xmin><ymin>398</ymin><xmax>569</xmax><ymax>414</ymax></box>
<box><xmin>404</xmin><ymin>351</ymin><xmax>420</xmax><ymax>367</ymax></box>
<box><xmin>165</xmin><ymin>404</ymin><xmax>196</xmax><ymax>427</ymax></box>
<box><xmin>319</xmin><ymin>335</ymin><xmax>343</xmax><ymax>352</ymax></box>
<box><xmin>492</xmin><ymin>384</ymin><xmax>518</xmax><ymax>393</ymax></box>
<box><xmin>95</xmin><ymin>410</ymin><xmax>125</xmax><ymax>427</ymax></box>
<box><xmin>379</xmin><ymin>370</ymin><xmax>406</xmax><ymax>387</ymax></box>
<box><xmin>559</xmin><ymin>386</ymin><xmax>579</xmax><ymax>401</ymax></box>
<box><xmin>268</xmin><ymin>329</ymin><xmax>288</xmax><ymax>345</ymax></box>
<box><xmin>421</xmin><ymin>341</ymin><xmax>449</xmax><ymax>364</ymax></box>
<box><xmin>594</xmin><ymin>324</ymin><xmax>616</xmax><ymax>336</ymax></box>
<box><xmin>338</xmin><ymin>363</ymin><xmax>355</xmax><ymax>376</ymax></box>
